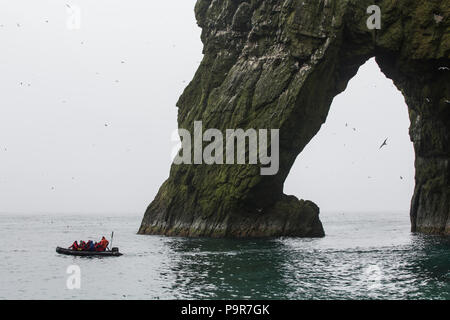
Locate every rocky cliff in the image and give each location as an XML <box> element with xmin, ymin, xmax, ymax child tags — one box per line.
<box><xmin>139</xmin><ymin>0</ymin><xmax>450</xmax><ymax>237</ymax></box>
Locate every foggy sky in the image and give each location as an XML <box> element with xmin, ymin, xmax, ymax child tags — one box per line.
<box><xmin>0</xmin><ymin>1</ymin><xmax>415</xmax><ymax>215</ymax></box>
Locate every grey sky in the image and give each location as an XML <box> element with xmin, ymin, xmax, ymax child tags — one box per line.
<box><xmin>0</xmin><ymin>1</ymin><xmax>414</xmax><ymax>215</ymax></box>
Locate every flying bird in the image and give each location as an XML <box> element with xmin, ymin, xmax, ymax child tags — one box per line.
<box><xmin>379</xmin><ymin>138</ymin><xmax>388</xmax><ymax>150</ymax></box>
<box><xmin>434</xmin><ymin>14</ymin><xmax>444</xmax><ymax>24</ymax></box>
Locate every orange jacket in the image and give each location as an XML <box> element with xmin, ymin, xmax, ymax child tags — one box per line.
<box><xmin>96</xmin><ymin>238</ymin><xmax>109</xmax><ymax>251</ymax></box>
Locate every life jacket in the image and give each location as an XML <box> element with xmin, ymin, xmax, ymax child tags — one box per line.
<box><xmin>96</xmin><ymin>238</ymin><xmax>109</xmax><ymax>251</ymax></box>
<box><xmin>94</xmin><ymin>242</ymin><xmax>104</xmax><ymax>252</ymax></box>
<box><xmin>101</xmin><ymin>239</ymin><xmax>109</xmax><ymax>248</ymax></box>
<box><xmin>83</xmin><ymin>241</ymin><xmax>91</xmax><ymax>251</ymax></box>
<box><xmin>70</xmin><ymin>241</ymin><xmax>78</xmax><ymax>250</ymax></box>
<box><xmin>87</xmin><ymin>241</ymin><xmax>95</xmax><ymax>251</ymax></box>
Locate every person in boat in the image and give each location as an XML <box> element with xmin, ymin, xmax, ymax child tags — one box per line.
<box><xmin>95</xmin><ymin>236</ymin><xmax>109</xmax><ymax>252</ymax></box>
<box><xmin>86</xmin><ymin>240</ymin><xmax>95</xmax><ymax>252</ymax></box>
<box><xmin>79</xmin><ymin>240</ymin><xmax>86</xmax><ymax>251</ymax></box>
<box><xmin>69</xmin><ymin>241</ymin><xmax>79</xmax><ymax>251</ymax></box>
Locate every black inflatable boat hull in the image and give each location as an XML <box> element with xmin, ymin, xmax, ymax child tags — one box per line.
<box><xmin>56</xmin><ymin>247</ymin><xmax>123</xmax><ymax>257</ymax></box>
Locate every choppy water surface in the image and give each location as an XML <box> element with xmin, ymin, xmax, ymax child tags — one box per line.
<box><xmin>0</xmin><ymin>212</ymin><xmax>448</xmax><ymax>299</ymax></box>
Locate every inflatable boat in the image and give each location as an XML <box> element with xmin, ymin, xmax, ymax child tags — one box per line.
<box><xmin>56</xmin><ymin>247</ymin><xmax>123</xmax><ymax>257</ymax></box>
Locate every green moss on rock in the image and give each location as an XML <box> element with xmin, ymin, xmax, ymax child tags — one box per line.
<box><xmin>139</xmin><ymin>0</ymin><xmax>450</xmax><ymax>238</ymax></box>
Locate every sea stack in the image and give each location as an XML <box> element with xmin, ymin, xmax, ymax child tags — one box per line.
<box><xmin>139</xmin><ymin>0</ymin><xmax>449</xmax><ymax>237</ymax></box>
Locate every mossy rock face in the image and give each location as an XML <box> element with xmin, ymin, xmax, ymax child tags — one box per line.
<box><xmin>139</xmin><ymin>0</ymin><xmax>450</xmax><ymax>237</ymax></box>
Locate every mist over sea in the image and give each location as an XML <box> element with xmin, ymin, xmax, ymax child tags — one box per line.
<box><xmin>0</xmin><ymin>211</ymin><xmax>448</xmax><ymax>300</ymax></box>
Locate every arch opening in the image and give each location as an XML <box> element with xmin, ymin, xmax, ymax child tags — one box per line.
<box><xmin>284</xmin><ymin>58</ymin><xmax>415</xmax><ymax>215</ymax></box>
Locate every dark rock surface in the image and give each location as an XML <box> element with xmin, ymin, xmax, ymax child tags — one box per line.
<box><xmin>139</xmin><ymin>0</ymin><xmax>449</xmax><ymax>237</ymax></box>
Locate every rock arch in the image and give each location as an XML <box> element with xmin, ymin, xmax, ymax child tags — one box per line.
<box><xmin>139</xmin><ymin>0</ymin><xmax>449</xmax><ymax>237</ymax></box>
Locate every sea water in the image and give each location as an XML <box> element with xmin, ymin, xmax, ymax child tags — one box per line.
<box><xmin>0</xmin><ymin>211</ymin><xmax>448</xmax><ymax>300</ymax></box>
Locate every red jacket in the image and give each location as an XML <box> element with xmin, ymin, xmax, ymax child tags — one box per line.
<box><xmin>96</xmin><ymin>238</ymin><xmax>109</xmax><ymax>251</ymax></box>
